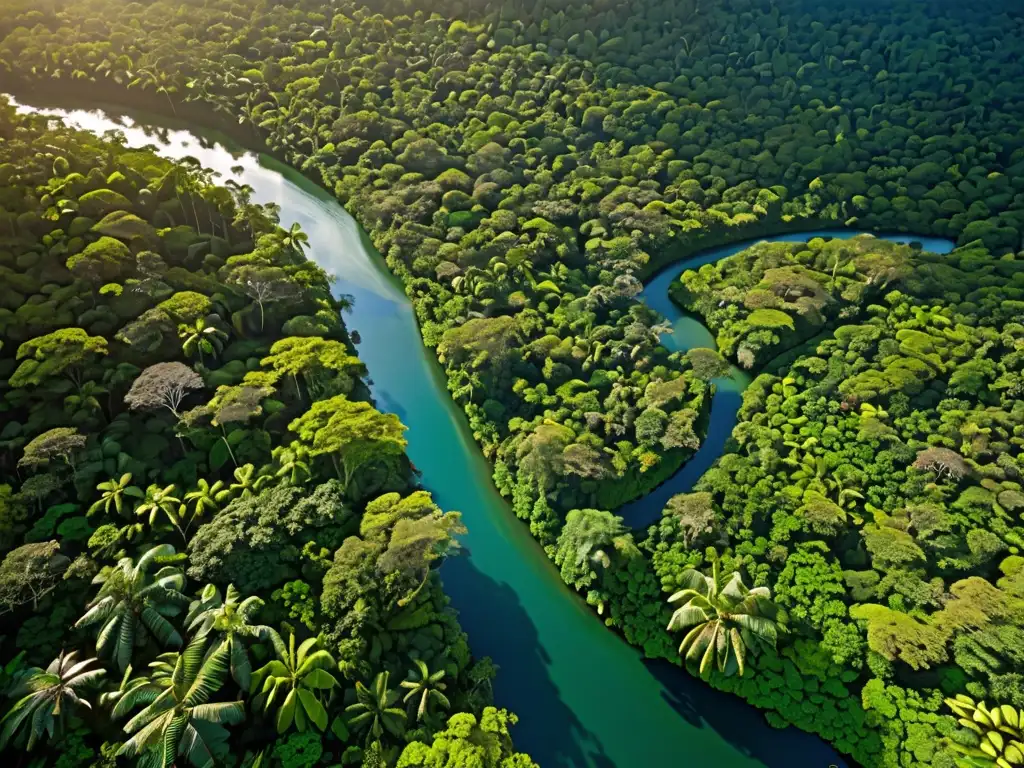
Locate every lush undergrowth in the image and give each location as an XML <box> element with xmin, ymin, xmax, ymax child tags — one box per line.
<box><xmin>0</xmin><ymin>105</ymin><xmax>534</xmax><ymax>767</ymax></box>
<box><xmin>1</xmin><ymin>0</ymin><xmax>1024</xmax><ymax>766</ymax></box>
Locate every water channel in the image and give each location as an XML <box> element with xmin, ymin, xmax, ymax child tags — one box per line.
<box><xmin>8</xmin><ymin>96</ymin><xmax>953</xmax><ymax>767</ymax></box>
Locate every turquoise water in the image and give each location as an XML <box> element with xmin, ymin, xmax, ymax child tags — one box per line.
<box><xmin>10</xmin><ymin>97</ymin><xmax>951</xmax><ymax>767</ymax></box>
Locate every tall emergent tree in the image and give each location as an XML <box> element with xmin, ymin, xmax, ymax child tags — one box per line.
<box><xmin>124</xmin><ymin>362</ymin><xmax>204</xmax><ymax>418</ymax></box>
<box><xmin>289</xmin><ymin>395</ymin><xmax>407</xmax><ymax>493</ymax></box>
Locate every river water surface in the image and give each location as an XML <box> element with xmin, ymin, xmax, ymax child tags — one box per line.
<box><xmin>8</xmin><ymin>96</ymin><xmax>953</xmax><ymax>767</ymax></box>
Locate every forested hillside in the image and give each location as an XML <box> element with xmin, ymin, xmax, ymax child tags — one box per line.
<box><xmin>0</xmin><ymin>104</ymin><xmax>534</xmax><ymax>767</ymax></box>
<box><xmin>0</xmin><ymin>0</ymin><xmax>1023</xmax><ymax>766</ymax></box>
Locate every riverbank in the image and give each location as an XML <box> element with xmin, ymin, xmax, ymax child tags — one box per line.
<box><xmin>7</xmin><ymin>94</ymin><xmax>856</xmax><ymax>767</ymax></box>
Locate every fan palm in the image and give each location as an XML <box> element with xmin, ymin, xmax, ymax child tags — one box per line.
<box><xmin>282</xmin><ymin>222</ymin><xmax>309</xmax><ymax>254</ymax></box>
<box><xmin>0</xmin><ymin>651</ymin><xmax>104</xmax><ymax>750</ymax></box>
<box><xmin>346</xmin><ymin>671</ymin><xmax>407</xmax><ymax>744</ymax></box>
<box><xmin>229</xmin><ymin>463</ymin><xmax>270</xmax><ymax>498</ymax></box>
<box><xmin>400</xmin><ymin>659</ymin><xmax>450</xmax><ymax>723</ymax></box>
<box><xmin>272</xmin><ymin>443</ymin><xmax>312</xmax><ymax>486</ymax></box>
<box><xmin>113</xmin><ymin>635</ymin><xmax>245</xmax><ymax>768</ymax></box>
<box><xmin>186</xmin><ymin>584</ymin><xmax>270</xmax><ymax>690</ymax></box>
<box><xmin>88</xmin><ymin>472</ymin><xmax>144</xmax><ymax>518</ymax></box>
<box><xmin>667</xmin><ymin>559</ymin><xmax>783</xmax><ymax>678</ymax></box>
<box><xmin>251</xmin><ymin>627</ymin><xmax>339</xmax><ymax>734</ymax></box>
<box><xmin>184</xmin><ymin>479</ymin><xmax>230</xmax><ymax>518</ymax></box>
<box><xmin>75</xmin><ymin>544</ymin><xmax>188</xmax><ymax>671</ymax></box>
<box><xmin>179</xmin><ymin>318</ymin><xmax>228</xmax><ymax>365</ymax></box>
<box><xmin>135</xmin><ymin>484</ymin><xmax>182</xmax><ymax>527</ymax></box>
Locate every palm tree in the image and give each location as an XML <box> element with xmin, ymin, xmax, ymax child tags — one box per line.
<box><xmin>135</xmin><ymin>484</ymin><xmax>182</xmax><ymax>527</ymax></box>
<box><xmin>130</xmin><ymin>65</ymin><xmax>178</xmax><ymax>116</ymax></box>
<box><xmin>186</xmin><ymin>584</ymin><xmax>269</xmax><ymax>690</ymax></box>
<box><xmin>400</xmin><ymin>660</ymin><xmax>450</xmax><ymax>723</ymax></box>
<box><xmin>184</xmin><ymin>478</ymin><xmax>230</xmax><ymax>518</ymax></box>
<box><xmin>113</xmin><ymin>635</ymin><xmax>245</xmax><ymax>768</ymax></box>
<box><xmin>229</xmin><ymin>463</ymin><xmax>270</xmax><ymax>499</ymax></box>
<box><xmin>136</xmin><ymin>484</ymin><xmax>195</xmax><ymax>542</ymax></box>
<box><xmin>785</xmin><ymin>451</ymin><xmax>828</xmax><ymax>494</ymax></box>
<box><xmin>179</xmin><ymin>318</ymin><xmax>228</xmax><ymax>365</ymax></box>
<box><xmin>251</xmin><ymin>627</ymin><xmax>339</xmax><ymax>734</ymax></box>
<box><xmin>88</xmin><ymin>473</ymin><xmax>144</xmax><ymax>518</ymax></box>
<box><xmin>346</xmin><ymin>671</ymin><xmax>407</xmax><ymax>745</ymax></box>
<box><xmin>75</xmin><ymin>544</ymin><xmax>188</xmax><ymax>671</ymax></box>
<box><xmin>667</xmin><ymin>559</ymin><xmax>783</xmax><ymax>678</ymax></box>
<box><xmin>944</xmin><ymin>694</ymin><xmax>1024</xmax><ymax>768</ymax></box>
<box><xmin>282</xmin><ymin>222</ymin><xmax>309</xmax><ymax>255</ymax></box>
<box><xmin>272</xmin><ymin>443</ymin><xmax>312</xmax><ymax>486</ymax></box>
<box><xmin>0</xmin><ymin>651</ymin><xmax>104</xmax><ymax>750</ymax></box>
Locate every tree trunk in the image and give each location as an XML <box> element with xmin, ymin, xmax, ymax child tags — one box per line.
<box><xmin>220</xmin><ymin>429</ymin><xmax>238</xmax><ymax>468</ymax></box>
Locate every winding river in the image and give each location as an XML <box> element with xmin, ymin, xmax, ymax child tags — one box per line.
<box><xmin>621</xmin><ymin>231</ymin><xmax>955</xmax><ymax>527</ymax></box>
<box><xmin>10</xmin><ymin>96</ymin><xmax>955</xmax><ymax>767</ymax></box>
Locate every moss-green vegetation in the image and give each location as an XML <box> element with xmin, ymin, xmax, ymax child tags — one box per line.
<box><xmin>0</xmin><ymin>105</ymin><xmax>532</xmax><ymax>767</ymax></box>
<box><xmin>672</xmin><ymin>236</ymin><xmax>921</xmax><ymax>368</ymax></box>
<box><xmin>1</xmin><ymin>0</ymin><xmax>1024</xmax><ymax>765</ymax></box>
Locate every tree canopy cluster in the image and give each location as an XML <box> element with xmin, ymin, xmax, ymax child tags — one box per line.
<box><xmin>2</xmin><ymin>0</ymin><xmax>1024</xmax><ymax>766</ymax></box>
<box><xmin>0</xmin><ymin>105</ymin><xmax>533</xmax><ymax>768</ymax></box>
<box><xmin>654</xmin><ymin>236</ymin><xmax>1024</xmax><ymax>768</ymax></box>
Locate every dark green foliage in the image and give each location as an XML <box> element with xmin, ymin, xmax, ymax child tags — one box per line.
<box><xmin>187</xmin><ymin>480</ymin><xmax>354</xmax><ymax>594</ymax></box>
<box><xmin>3</xmin><ymin>0</ymin><xmax>1024</xmax><ymax>764</ymax></box>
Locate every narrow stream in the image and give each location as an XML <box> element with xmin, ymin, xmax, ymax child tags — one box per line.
<box><xmin>9</xmin><ymin>96</ymin><xmax>950</xmax><ymax>767</ymax></box>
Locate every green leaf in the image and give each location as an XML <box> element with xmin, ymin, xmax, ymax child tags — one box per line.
<box><xmin>330</xmin><ymin>716</ymin><xmax>349</xmax><ymax>742</ymax></box>
<box><xmin>226</xmin><ymin>429</ymin><xmax>247</xmax><ymax>447</ymax></box>
<box><xmin>302</xmin><ymin>668</ymin><xmax>337</xmax><ymax>690</ymax></box>
<box><xmin>209</xmin><ymin>439</ymin><xmax>231</xmax><ymax>472</ymax></box>
<box><xmin>276</xmin><ymin>688</ymin><xmax>296</xmax><ymax>734</ymax></box>
<box><xmin>297</xmin><ymin>688</ymin><xmax>328</xmax><ymax>732</ymax></box>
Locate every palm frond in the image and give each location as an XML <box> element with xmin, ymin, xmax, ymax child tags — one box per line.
<box><xmin>141</xmin><ymin>606</ymin><xmax>183</xmax><ymax>649</ymax></box>
<box><xmin>184</xmin><ymin>642</ymin><xmax>230</xmax><ymax>707</ymax></box>
<box><xmin>190</xmin><ymin>701</ymin><xmax>245</xmax><ymax>726</ymax></box>
<box><xmin>673</xmin><ymin>568</ymin><xmax>711</xmax><ymax>597</ymax></box>
<box><xmin>667</xmin><ymin>604</ymin><xmax>709</xmax><ymax>631</ymax></box>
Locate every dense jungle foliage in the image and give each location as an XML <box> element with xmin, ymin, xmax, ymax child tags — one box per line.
<box><xmin>667</xmin><ymin>235</ymin><xmax>1024</xmax><ymax>767</ymax></box>
<box><xmin>0</xmin><ymin>105</ymin><xmax>535</xmax><ymax>767</ymax></box>
<box><xmin>1</xmin><ymin>0</ymin><xmax>1024</xmax><ymax>766</ymax></box>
